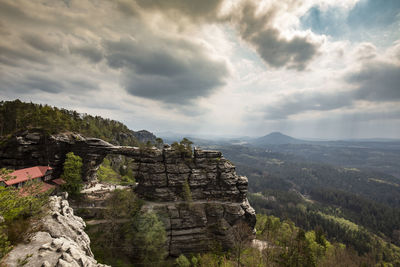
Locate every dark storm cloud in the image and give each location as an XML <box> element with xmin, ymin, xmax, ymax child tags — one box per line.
<box><xmin>121</xmin><ymin>0</ymin><xmax>320</xmax><ymax>70</ymax></box>
<box><xmin>250</xmin><ymin>28</ymin><xmax>319</xmax><ymax>70</ymax></box>
<box><xmin>347</xmin><ymin>62</ymin><xmax>400</xmax><ymax>101</ymax></box>
<box><xmin>22</xmin><ymin>75</ymin><xmax>65</xmax><ymax>93</ymax></box>
<box><xmin>134</xmin><ymin>0</ymin><xmax>225</xmax><ymax>21</ymax></box>
<box><xmin>233</xmin><ymin>1</ymin><xmax>320</xmax><ymax>70</ymax></box>
<box><xmin>0</xmin><ymin>43</ymin><xmax>47</xmax><ymax>66</ymax></box>
<box><xmin>104</xmin><ymin>38</ymin><xmax>228</xmax><ymax>104</ymax></box>
<box><xmin>69</xmin><ymin>45</ymin><xmax>103</xmax><ymax>63</ymax></box>
<box><xmin>263</xmin><ymin>91</ymin><xmax>353</xmax><ymax>120</ymax></box>
<box><xmin>22</xmin><ymin>34</ymin><xmax>61</xmax><ymax>54</ymax></box>
<box><xmin>1</xmin><ymin>73</ymin><xmax>96</xmax><ymax>95</ymax></box>
<box><xmin>263</xmin><ymin>61</ymin><xmax>400</xmax><ymax>119</ymax></box>
<box><xmin>116</xmin><ymin>0</ymin><xmax>140</xmax><ymax>17</ymax></box>
<box><xmin>0</xmin><ymin>1</ymin><xmax>28</xmax><ymax>22</ymax></box>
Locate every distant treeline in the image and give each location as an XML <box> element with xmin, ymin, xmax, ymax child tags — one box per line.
<box><xmin>0</xmin><ymin>100</ymin><xmax>139</xmax><ymax>146</ymax></box>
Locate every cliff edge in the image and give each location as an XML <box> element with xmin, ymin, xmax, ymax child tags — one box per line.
<box><xmin>2</xmin><ymin>194</ymin><xmax>109</xmax><ymax>267</ymax></box>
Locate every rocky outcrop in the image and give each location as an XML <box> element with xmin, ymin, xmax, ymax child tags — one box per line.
<box><xmin>0</xmin><ymin>131</ymin><xmax>112</xmax><ymax>181</ymax></box>
<box><xmin>128</xmin><ymin>147</ymin><xmax>256</xmax><ymax>256</ymax></box>
<box><xmin>0</xmin><ymin>130</ymin><xmax>256</xmax><ymax>256</ymax></box>
<box><xmin>144</xmin><ymin>199</ymin><xmax>255</xmax><ymax>256</ymax></box>
<box><xmin>2</xmin><ymin>194</ymin><xmax>108</xmax><ymax>267</ymax></box>
<box><xmin>0</xmin><ymin>130</ymin><xmax>154</xmax><ymax>181</ymax></box>
<box><xmin>130</xmin><ymin>130</ymin><xmax>156</xmax><ymax>144</ymax></box>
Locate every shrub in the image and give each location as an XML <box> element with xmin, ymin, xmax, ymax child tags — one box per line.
<box><xmin>176</xmin><ymin>254</ymin><xmax>190</xmax><ymax>267</ymax></box>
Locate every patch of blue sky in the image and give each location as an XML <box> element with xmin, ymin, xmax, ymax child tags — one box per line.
<box><xmin>300</xmin><ymin>0</ymin><xmax>400</xmax><ymax>46</ymax></box>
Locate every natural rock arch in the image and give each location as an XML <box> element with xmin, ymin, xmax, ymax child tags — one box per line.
<box><xmin>0</xmin><ymin>131</ymin><xmax>256</xmax><ymax>255</ymax></box>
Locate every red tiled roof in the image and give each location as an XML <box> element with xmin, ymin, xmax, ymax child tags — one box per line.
<box><xmin>3</xmin><ymin>166</ymin><xmax>52</xmax><ymax>186</ymax></box>
<box><xmin>52</xmin><ymin>178</ymin><xmax>66</xmax><ymax>185</ymax></box>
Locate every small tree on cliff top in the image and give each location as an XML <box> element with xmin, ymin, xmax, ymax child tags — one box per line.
<box><xmin>61</xmin><ymin>152</ymin><xmax>83</xmax><ymax>197</ymax></box>
<box><xmin>171</xmin><ymin>138</ymin><xmax>193</xmax><ymax>158</ymax></box>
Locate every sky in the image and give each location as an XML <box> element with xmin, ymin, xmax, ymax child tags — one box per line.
<box><xmin>0</xmin><ymin>0</ymin><xmax>399</xmax><ymax>139</ymax></box>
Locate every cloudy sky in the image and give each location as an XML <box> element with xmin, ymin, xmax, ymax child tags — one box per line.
<box><xmin>1</xmin><ymin>0</ymin><xmax>399</xmax><ymax>139</ymax></box>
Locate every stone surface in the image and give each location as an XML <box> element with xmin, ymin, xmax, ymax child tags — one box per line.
<box><xmin>0</xmin><ymin>132</ymin><xmax>250</xmax><ymax>202</ymax></box>
<box><xmin>1</xmin><ymin>195</ymin><xmax>109</xmax><ymax>267</ymax></box>
<box><xmin>142</xmin><ymin>200</ymin><xmax>256</xmax><ymax>257</ymax></box>
<box><xmin>0</xmin><ymin>130</ymin><xmax>256</xmax><ymax>256</ymax></box>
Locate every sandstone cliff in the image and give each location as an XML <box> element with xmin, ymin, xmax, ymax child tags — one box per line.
<box><xmin>2</xmin><ymin>194</ymin><xmax>109</xmax><ymax>267</ymax></box>
<box><xmin>0</xmin><ymin>131</ymin><xmax>256</xmax><ymax>256</ymax></box>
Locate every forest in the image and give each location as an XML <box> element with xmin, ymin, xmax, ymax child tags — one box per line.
<box><xmin>0</xmin><ymin>100</ymin><xmax>141</xmax><ymax>146</ymax></box>
<box><xmin>196</xmin><ymin>141</ymin><xmax>400</xmax><ymax>265</ymax></box>
<box><xmin>2</xmin><ymin>99</ymin><xmax>400</xmax><ymax>266</ymax></box>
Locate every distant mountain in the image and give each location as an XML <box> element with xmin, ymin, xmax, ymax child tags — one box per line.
<box><xmin>251</xmin><ymin>132</ymin><xmax>305</xmax><ymax>145</ymax></box>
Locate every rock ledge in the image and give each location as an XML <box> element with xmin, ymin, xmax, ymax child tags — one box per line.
<box><xmin>2</xmin><ymin>195</ymin><xmax>108</xmax><ymax>267</ymax></box>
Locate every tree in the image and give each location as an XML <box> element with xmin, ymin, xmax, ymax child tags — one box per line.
<box><xmin>128</xmin><ymin>212</ymin><xmax>167</xmax><ymax>266</ymax></box>
<box><xmin>171</xmin><ymin>138</ymin><xmax>194</xmax><ymax>158</ymax></box>
<box><xmin>0</xmin><ymin>172</ymin><xmax>49</xmax><ymax>259</ymax></box>
<box><xmin>180</xmin><ymin>138</ymin><xmax>193</xmax><ymax>154</ymax></box>
<box><xmin>103</xmin><ymin>189</ymin><xmax>142</xmax><ymax>249</ymax></box>
<box><xmin>232</xmin><ymin>221</ymin><xmax>253</xmax><ymax>267</ymax></box>
<box><xmin>61</xmin><ymin>152</ymin><xmax>83</xmax><ymax>196</ymax></box>
<box><xmin>155</xmin><ymin>138</ymin><xmax>164</xmax><ymax>149</ymax></box>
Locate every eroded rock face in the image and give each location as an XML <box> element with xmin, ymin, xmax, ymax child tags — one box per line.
<box><xmin>2</xmin><ymin>195</ymin><xmax>109</xmax><ymax>267</ymax></box>
<box><xmin>0</xmin><ymin>131</ymin><xmax>257</xmax><ymax>256</ymax></box>
<box><xmin>0</xmin><ymin>131</ymin><xmax>113</xmax><ymax>181</ymax></box>
<box><xmin>130</xmin><ymin>148</ymin><xmax>256</xmax><ymax>256</ymax></box>
<box><xmin>133</xmin><ymin>148</ymin><xmax>250</xmax><ymax>203</ymax></box>
<box><xmin>143</xmin><ymin>199</ymin><xmax>256</xmax><ymax>256</ymax></box>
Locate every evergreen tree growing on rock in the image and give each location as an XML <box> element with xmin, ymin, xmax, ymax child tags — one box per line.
<box><xmin>61</xmin><ymin>152</ymin><xmax>83</xmax><ymax>197</ymax></box>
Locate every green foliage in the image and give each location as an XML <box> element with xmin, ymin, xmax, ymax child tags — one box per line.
<box><xmin>0</xmin><ymin>225</ymin><xmax>11</xmax><ymax>259</ymax></box>
<box><xmin>176</xmin><ymin>254</ymin><xmax>191</xmax><ymax>267</ymax></box>
<box><xmin>102</xmin><ymin>189</ymin><xmax>142</xmax><ymax>257</ymax></box>
<box><xmin>86</xmin><ymin>189</ymin><xmax>143</xmax><ymax>266</ymax></box>
<box><xmin>61</xmin><ymin>152</ymin><xmax>83</xmax><ymax>196</ymax></box>
<box><xmin>0</xmin><ymin>173</ymin><xmax>49</xmax><ymax>260</ymax></box>
<box><xmin>127</xmin><ymin>211</ymin><xmax>167</xmax><ymax>265</ymax></box>
<box><xmin>191</xmin><ymin>255</ymin><xmax>199</xmax><ymax>267</ymax></box>
<box><xmin>171</xmin><ymin>138</ymin><xmax>193</xmax><ymax>158</ymax></box>
<box><xmin>0</xmin><ymin>185</ymin><xmax>47</xmax><ymax>222</ymax></box>
<box><xmin>105</xmin><ymin>189</ymin><xmax>142</xmax><ymax>220</ymax></box>
<box><xmin>97</xmin><ymin>157</ymin><xmax>135</xmax><ymax>185</ymax></box>
<box><xmin>87</xmin><ymin>191</ymin><xmax>165</xmax><ymax>266</ymax></box>
<box><xmin>182</xmin><ymin>178</ymin><xmax>193</xmax><ymax>202</ymax></box>
<box><xmin>253</xmin><ymin>214</ymin><xmax>372</xmax><ymax>266</ymax></box>
<box><xmin>155</xmin><ymin>137</ymin><xmax>164</xmax><ymax>148</ymax></box>
<box><xmin>97</xmin><ymin>158</ymin><xmax>120</xmax><ymax>184</ymax></box>
<box><xmin>194</xmin><ymin>253</ymin><xmax>233</xmax><ymax>267</ymax></box>
<box><xmin>231</xmin><ymin>221</ymin><xmax>253</xmax><ymax>267</ymax></box>
<box><xmin>0</xmin><ymin>168</ymin><xmax>15</xmax><ymax>182</ymax></box>
<box><xmin>0</xmin><ymin>100</ymin><xmax>139</xmax><ymax>146</ymax></box>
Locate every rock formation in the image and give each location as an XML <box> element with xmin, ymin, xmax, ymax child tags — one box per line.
<box><xmin>0</xmin><ymin>130</ymin><xmax>256</xmax><ymax>256</ymax></box>
<box><xmin>2</xmin><ymin>194</ymin><xmax>109</xmax><ymax>267</ymax></box>
<box><xmin>0</xmin><ymin>130</ymin><xmax>154</xmax><ymax>181</ymax></box>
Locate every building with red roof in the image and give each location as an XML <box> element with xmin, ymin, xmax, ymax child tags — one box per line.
<box><xmin>0</xmin><ymin>166</ymin><xmax>53</xmax><ymax>188</ymax></box>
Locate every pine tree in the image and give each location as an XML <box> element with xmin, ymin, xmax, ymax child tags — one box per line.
<box><xmin>61</xmin><ymin>152</ymin><xmax>83</xmax><ymax>196</ymax></box>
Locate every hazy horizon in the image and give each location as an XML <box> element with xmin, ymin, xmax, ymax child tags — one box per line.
<box><xmin>1</xmin><ymin>0</ymin><xmax>399</xmax><ymax>139</ymax></box>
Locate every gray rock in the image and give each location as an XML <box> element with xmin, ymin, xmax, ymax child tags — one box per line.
<box><xmin>0</xmin><ymin>131</ymin><xmax>256</xmax><ymax>257</ymax></box>
<box><xmin>2</xmin><ymin>196</ymin><xmax>109</xmax><ymax>267</ymax></box>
